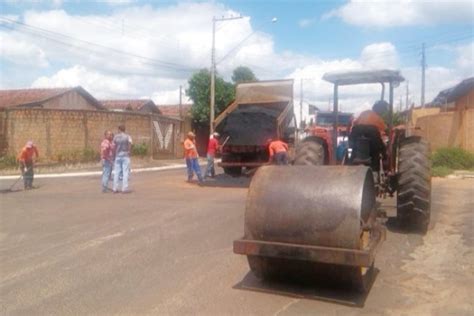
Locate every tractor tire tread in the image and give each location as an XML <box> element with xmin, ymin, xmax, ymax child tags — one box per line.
<box><xmin>294</xmin><ymin>141</ymin><xmax>325</xmax><ymax>166</ymax></box>
<box><xmin>397</xmin><ymin>137</ymin><xmax>431</xmax><ymax>234</ymax></box>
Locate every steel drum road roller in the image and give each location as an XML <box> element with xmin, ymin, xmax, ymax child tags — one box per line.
<box><xmin>233</xmin><ymin>165</ymin><xmax>386</xmax><ymax>292</ymax></box>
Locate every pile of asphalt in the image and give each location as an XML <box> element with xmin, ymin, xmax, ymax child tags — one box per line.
<box><xmin>217</xmin><ymin>105</ymin><xmax>280</xmax><ymax>146</ymax></box>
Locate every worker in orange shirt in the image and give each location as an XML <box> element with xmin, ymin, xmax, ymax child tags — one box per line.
<box><xmin>184</xmin><ymin>131</ymin><xmax>203</xmax><ymax>184</ymax></box>
<box><xmin>268</xmin><ymin>138</ymin><xmax>289</xmax><ymax>165</ymax></box>
<box><xmin>353</xmin><ymin>100</ymin><xmax>389</xmax><ymax>136</ymax></box>
<box><xmin>17</xmin><ymin>140</ymin><xmax>39</xmax><ymax>190</ymax></box>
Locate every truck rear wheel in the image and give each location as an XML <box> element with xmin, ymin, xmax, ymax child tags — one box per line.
<box><xmin>222</xmin><ymin>153</ymin><xmax>243</xmax><ymax>177</ymax></box>
<box><xmin>294</xmin><ymin>141</ymin><xmax>325</xmax><ymax>165</ymax></box>
<box><xmin>223</xmin><ymin>167</ymin><xmax>242</xmax><ymax>176</ymax></box>
<box><xmin>397</xmin><ymin>137</ymin><xmax>431</xmax><ymax>234</ymax></box>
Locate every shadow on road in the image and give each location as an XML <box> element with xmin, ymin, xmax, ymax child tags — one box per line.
<box><xmin>201</xmin><ymin>173</ymin><xmax>252</xmax><ymax>188</ymax></box>
<box><xmin>233</xmin><ymin>268</ymin><xmax>379</xmax><ymax>308</ymax></box>
<box><xmin>0</xmin><ymin>188</ymin><xmax>23</xmax><ymax>194</ymax></box>
<box><xmin>385</xmin><ymin>217</ymin><xmax>432</xmax><ymax>236</ymax></box>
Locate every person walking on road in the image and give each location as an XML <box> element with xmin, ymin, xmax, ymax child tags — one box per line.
<box><xmin>100</xmin><ymin>130</ymin><xmax>114</xmax><ymax>193</ymax></box>
<box><xmin>18</xmin><ymin>141</ymin><xmax>39</xmax><ymax>190</ymax></box>
<box><xmin>113</xmin><ymin>125</ymin><xmax>132</xmax><ymax>193</ymax></box>
<box><xmin>268</xmin><ymin>138</ymin><xmax>289</xmax><ymax>165</ymax></box>
<box><xmin>205</xmin><ymin>132</ymin><xmax>220</xmax><ymax>178</ymax></box>
<box><xmin>184</xmin><ymin>131</ymin><xmax>203</xmax><ymax>184</ymax></box>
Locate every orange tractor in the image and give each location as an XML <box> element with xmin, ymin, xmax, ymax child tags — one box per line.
<box><xmin>234</xmin><ymin>70</ymin><xmax>431</xmax><ymax>291</ymax></box>
<box><xmin>295</xmin><ymin>70</ymin><xmax>431</xmax><ymax>232</ymax></box>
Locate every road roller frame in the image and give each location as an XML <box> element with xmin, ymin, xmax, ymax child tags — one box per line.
<box><xmin>234</xmin><ymin>221</ymin><xmax>385</xmax><ymax>268</ymax></box>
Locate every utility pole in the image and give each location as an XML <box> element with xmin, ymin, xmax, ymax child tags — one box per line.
<box><xmin>210</xmin><ymin>15</ymin><xmax>243</xmax><ymax>134</ymax></box>
<box><xmin>405</xmin><ymin>81</ymin><xmax>409</xmax><ymax>111</ymax></box>
<box><xmin>300</xmin><ymin>79</ymin><xmax>303</xmax><ymax>128</ymax></box>
<box><xmin>421</xmin><ymin>43</ymin><xmax>426</xmax><ymax>108</ymax></box>
<box><xmin>179</xmin><ymin>85</ymin><xmax>182</xmax><ymax>119</ymax></box>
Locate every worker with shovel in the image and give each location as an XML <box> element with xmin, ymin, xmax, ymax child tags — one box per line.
<box><xmin>205</xmin><ymin>132</ymin><xmax>220</xmax><ymax>179</ymax></box>
<box><xmin>18</xmin><ymin>141</ymin><xmax>39</xmax><ymax>190</ymax></box>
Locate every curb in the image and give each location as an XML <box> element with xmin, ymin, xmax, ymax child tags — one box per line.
<box><xmin>0</xmin><ymin>163</ymin><xmax>188</xmax><ymax>180</ymax></box>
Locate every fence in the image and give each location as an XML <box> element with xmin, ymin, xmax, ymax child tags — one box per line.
<box><xmin>0</xmin><ymin>108</ymin><xmax>182</xmax><ymax>161</ymax></box>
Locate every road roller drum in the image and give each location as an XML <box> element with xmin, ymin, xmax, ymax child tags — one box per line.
<box><xmin>233</xmin><ymin>165</ymin><xmax>385</xmax><ymax>291</ymax></box>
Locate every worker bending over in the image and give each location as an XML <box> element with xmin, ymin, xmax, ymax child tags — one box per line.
<box><xmin>268</xmin><ymin>138</ymin><xmax>289</xmax><ymax>165</ymax></box>
<box><xmin>18</xmin><ymin>141</ymin><xmax>39</xmax><ymax>190</ymax></box>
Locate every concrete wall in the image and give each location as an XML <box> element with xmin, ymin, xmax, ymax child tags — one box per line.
<box><xmin>410</xmin><ymin>108</ymin><xmax>440</xmax><ymax>126</ymax></box>
<box><xmin>416</xmin><ymin>108</ymin><xmax>474</xmax><ymax>153</ymax></box>
<box><xmin>2</xmin><ymin>108</ymin><xmax>181</xmax><ymax>161</ymax></box>
<box><xmin>456</xmin><ymin>88</ymin><xmax>474</xmax><ymax>110</ymax></box>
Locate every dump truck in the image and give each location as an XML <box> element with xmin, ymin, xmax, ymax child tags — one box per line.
<box><xmin>234</xmin><ymin>70</ymin><xmax>431</xmax><ymax>292</ymax></box>
<box><xmin>215</xmin><ymin>79</ymin><xmax>296</xmax><ymax>176</ymax></box>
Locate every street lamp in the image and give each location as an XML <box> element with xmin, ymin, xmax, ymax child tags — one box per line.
<box><xmin>210</xmin><ymin>16</ymin><xmax>278</xmax><ymax>134</ymax></box>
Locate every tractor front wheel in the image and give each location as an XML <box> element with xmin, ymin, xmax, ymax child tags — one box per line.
<box><xmin>397</xmin><ymin>137</ymin><xmax>431</xmax><ymax>234</ymax></box>
<box><xmin>294</xmin><ymin>141</ymin><xmax>326</xmax><ymax>165</ymax></box>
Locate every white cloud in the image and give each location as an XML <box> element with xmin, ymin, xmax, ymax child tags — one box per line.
<box><xmin>0</xmin><ymin>31</ymin><xmax>49</xmax><ymax>67</ymax></box>
<box><xmin>298</xmin><ymin>18</ymin><xmax>315</xmax><ymax>28</ymax></box>
<box><xmin>103</xmin><ymin>0</ymin><xmax>136</xmax><ymax>5</ymax></box>
<box><xmin>151</xmin><ymin>89</ymin><xmax>191</xmax><ymax>105</ymax></box>
<box><xmin>360</xmin><ymin>42</ymin><xmax>399</xmax><ymax>69</ymax></box>
<box><xmin>32</xmin><ymin>65</ymin><xmax>135</xmax><ymax>98</ymax></box>
<box><xmin>325</xmin><ymin>0</ymin><xmax>474</xmax><ymax>27</ymax></box>
<box><xmin>456</xmin><ymin>42</ymin><xmax>474</xmax><ymax>71</ymax></box>
<box><xmin>288</xmin><ymin>41</ymin><xmax>471</xmax><ymax>122</ymax></box>
<box><xmin>8</xmin><ymin>3</ymin><xmax>305</xmax><ymax>97</ymax></box>
<box><xmin>1</xmin><ymin>2</ymin><xmax>471</xmax><ymax>116</ymax></box>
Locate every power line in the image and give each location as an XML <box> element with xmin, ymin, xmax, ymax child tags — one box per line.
<box><xmin>0</xmin><ymin>17</ymin><xmax>200</xmax><ymax>73</ymax></box>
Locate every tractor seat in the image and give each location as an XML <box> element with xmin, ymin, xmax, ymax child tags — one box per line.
<box><xmin>348</xmin><ymin>125</ymin><xmax>385</xmax><ymax>170</ymax></box>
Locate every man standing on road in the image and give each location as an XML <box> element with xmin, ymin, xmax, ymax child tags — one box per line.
<box><xmin>268</xmin><ymin>138</ymin><xmax>289</xmax><ymax>165</ymax></box>
<box><xmin>184</xmin><ymin>131</ymin><xmax>203</xmax><ymax>184</ymax></box>
<box><xmin>113</xmin><ymin>125</ymin><xmax>132</xmax><ymax>193</ymax></box>
<box><xmin>100</xmin><ymin>130</ymin><xmax>114</xmax><ymax>193</ymax></box>
<box><xmin>18</xmin><ymin>141</ymin><xmax>39</xmax><ymax>190</ymax></box>
<box><xmin>205</xmin><ymin>132</ymin><xmax>220</xmax><ymax>178</ymax></box>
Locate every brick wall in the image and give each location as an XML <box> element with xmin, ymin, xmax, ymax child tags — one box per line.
<box><xmin>2</xmin><ymin>108</ymin><xmax>181</xmax><ymax>161</ymax></box>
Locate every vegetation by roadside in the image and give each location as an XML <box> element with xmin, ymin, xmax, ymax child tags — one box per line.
<box><xmin>431</xmin><ymin>147</ymin><xmax>474</xmax><ymax>177</ymax></box>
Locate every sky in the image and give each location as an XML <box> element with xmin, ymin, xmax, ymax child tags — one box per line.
<box><xmin>0</xmin><ymin>0</ymin><xmax>473</xmax><ymax>120</ymax></box>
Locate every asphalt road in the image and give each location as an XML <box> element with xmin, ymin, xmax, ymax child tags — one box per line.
<box><xmin>1</xmin><ymin>169</ymin><xmax>473</xmax><ymax>315</ymax></box>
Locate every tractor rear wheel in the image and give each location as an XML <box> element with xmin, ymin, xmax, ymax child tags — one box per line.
<box><xmin>294</xmin><ymin>141</ymin><xmax>325</xmax><ymax>165</ymax></box>
<box><xmin>397</xmin><ymin>137</ymin><xmax>431</xmax><ymax>234</ymax></box>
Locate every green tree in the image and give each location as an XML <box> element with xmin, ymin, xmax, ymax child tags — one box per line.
<box><xmin>231</xmin><ymin>66</ymin><xmax>257</xmax><ymax>84</ymax></box>
<box><xmin>186</xmin><ymin>69</ymin><xmax>235</xmax><ymax>123</ymax></box>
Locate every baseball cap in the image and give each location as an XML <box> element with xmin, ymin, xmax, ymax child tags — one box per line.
<box><xmin>26</xmin><ymin>141</ymin><xmax>34</xmax><ymax>148</ymax></box>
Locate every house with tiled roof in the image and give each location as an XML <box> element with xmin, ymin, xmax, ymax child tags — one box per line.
<box><xmin>0</xmin><ymin>86</ymin><xmax>105</xmax><ymax>110</ymax></box>
<box><xmin>158</xmin><ymin>103</ymin><xmax>193</xmax><ymax>119</ymax></box>
<box><xmin>101</xmin><ymin>99</ymin><xmax>161</xmax><ymax>114</ymax></box>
